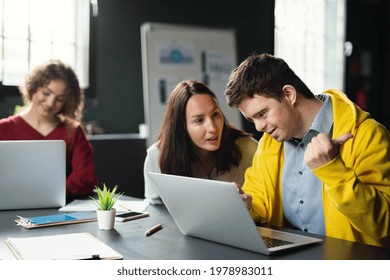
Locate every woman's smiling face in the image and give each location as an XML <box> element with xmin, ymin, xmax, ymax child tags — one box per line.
<box><xmin>31</xmin><ymin>79</ymin><xmax>67</xmax><ymax>120</ymax></box>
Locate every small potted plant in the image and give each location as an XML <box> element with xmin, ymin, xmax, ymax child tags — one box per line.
<box><xmin>90</xmin><ymin>183</ymin><xmax>123</xmax><ymax>230</ymax></box>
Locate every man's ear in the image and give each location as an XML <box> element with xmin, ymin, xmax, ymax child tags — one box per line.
<box><xmin>282</xmin><ymin>85</ymin><xmax>297</xmax><ymax>105</ymax></box>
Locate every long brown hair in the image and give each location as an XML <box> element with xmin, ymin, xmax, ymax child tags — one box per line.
<box><xmin>158</xmin><ymin>80</ymin><xmax>250</xmax><ymax>177</ymax></box>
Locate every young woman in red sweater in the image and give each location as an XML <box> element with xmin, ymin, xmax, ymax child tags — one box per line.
<box><xmin>0</xmin><ymin>60</ymin><xmax>97</xmax><ymax>199</ymax></box>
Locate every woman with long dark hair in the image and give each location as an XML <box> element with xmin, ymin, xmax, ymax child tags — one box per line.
<box><xmin>144</xmin><ymin>80</ymin><xmax>257</xmax><ymax>204</ymax></box>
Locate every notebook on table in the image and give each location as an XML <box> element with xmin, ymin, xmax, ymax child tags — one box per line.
<box><xmin>147</xmin><ymin>172</ymin><xmax>323</xmax><ymax>255</ymax></box>
<box><xmin>0</xmin><ymin>140</ymin><xmax>66</xmax><ymax>210</ymax></box>
<box><xmin>15</xmin><ymin>212</ymin><xmax>97</xmax><ymax>229</ymax></box>
<box><xmin>5</xmin><ymin>232</ymin><xmax>123</xmax><ymax>260</ymax></box>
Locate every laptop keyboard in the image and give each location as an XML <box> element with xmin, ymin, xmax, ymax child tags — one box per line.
<box><xmin>262</xmin><ymin>236</ymin><xmax>294</xmax><ymax>248</ymax></box>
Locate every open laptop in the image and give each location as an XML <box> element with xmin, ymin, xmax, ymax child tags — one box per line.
<box><xmin>148</xmin><ymin>172</ymin><xmax>322</xmax><ymax>255</ymax></box>
<box><xmin>0</xmin><ymin>140</ymin><xmax>66</xmax><ymax>210</ymax></box>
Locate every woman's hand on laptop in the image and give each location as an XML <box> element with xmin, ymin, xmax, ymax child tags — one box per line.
<box><xmin>234</xmin><ymin>183</ymin><xmax>252</xmax><ymax>210</ymax></box>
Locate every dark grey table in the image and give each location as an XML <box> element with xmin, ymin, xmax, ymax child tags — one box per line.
<box><xmin>1</xmin><ymin>203</ymin><xmax>389</xmax><ymax>260</ymax></box>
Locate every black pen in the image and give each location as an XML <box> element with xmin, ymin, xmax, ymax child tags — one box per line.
<box><xmin>80</xmin><ymin>254</ymin><xmax>101</xmax><ymax>260</ymax></box>
<box><xmin>145</xmin><ymin>224</ymin><xmax>163</xmax><ymax>236</ymax></box>
<box><xmin>58</xmin><ymin>254</ymin><xmax>101</xmax><ymax>260</ymax></box>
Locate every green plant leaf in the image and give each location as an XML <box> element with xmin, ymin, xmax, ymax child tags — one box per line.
<box><xmin>89</xmin><ymin>183</ymin><xmax>123</xmax><ymax>211</ymax></box>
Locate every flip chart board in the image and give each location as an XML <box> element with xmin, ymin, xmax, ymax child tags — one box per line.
<box><xmin>141</xmin><ymin>22</ymin><xmax>241</xmax><ymax>147</ymax></box>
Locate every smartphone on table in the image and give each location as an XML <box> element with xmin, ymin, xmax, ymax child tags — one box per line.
<box><xmin>115</xmin><ymin>211</ymin><xmax>149</xmax><ymax>222</ymax></box>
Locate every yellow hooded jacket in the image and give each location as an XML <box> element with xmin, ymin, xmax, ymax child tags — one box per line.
<box><xmin>244</xmin><ymin>89</ymin><xmax>390</xmax><ymax>248</ymax></box>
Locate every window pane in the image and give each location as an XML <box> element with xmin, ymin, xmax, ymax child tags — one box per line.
<box><xmin>0</xmin><ymin>0</ymin><xmax>89</xmax><ymax>88</ymax></box>
<box><xmin>3</xmin><ymin>0</ymin><xmax>29</xmax><ymax>39</ymax></box>
<box><xmin>53</xmin><ymin>44</ymin><xmax>76</xmax><ymax>66</ymax></box>
<box><xmin>275</xmin><ymin>0</ymin><xmax>346</xmax><ymax>93</ymax></box>
<box><xmin>30</xmin><ymin>0</ymin><xmax>53</xmax><ymax>41</ymax></box>
<box><xmin>3</xmin><ymin>39</ymin><xmax>28</xmax><ymax>85</ymax></box>
<box><xmin>0</xmin><ymin>38</ymin><xmax>3</xmax><ymax>80</ymax></box>
<box><xmin>52</xmin><ymin>0</ymin><xmax>76</xmax><ymax>43</ymax></box>
<box><xmin>0</xmin><ymin>1</ymin><xmax>3</xmax><ymax>34</ymax></box>
<box><xmin>30</xmin><ymin>42</ymin><xmax>53</xmax><ymax>67</ymax></box>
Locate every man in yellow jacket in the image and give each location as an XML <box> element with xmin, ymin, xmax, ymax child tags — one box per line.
<box><xmin>225</xmin><ymin>53</ymin><xmax>390</xmax><ymax>248</ymax></box>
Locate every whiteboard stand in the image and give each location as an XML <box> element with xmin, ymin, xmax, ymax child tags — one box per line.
<box><xmin>141</xmin><ymin>22</ymin><xmax>242</xmax><ymax>148</ymax></box>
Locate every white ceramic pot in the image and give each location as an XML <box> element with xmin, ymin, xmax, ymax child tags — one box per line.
<box><xmin>96</xmin><ymin>208</ymin><xmax>116</xmax><ymax>230</ymax></box>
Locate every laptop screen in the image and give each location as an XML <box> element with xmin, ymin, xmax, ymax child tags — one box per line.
<box><xmin>0</xmin><ymin>140</ymin><xmax>66</xmax><ymax>210</ymax></box>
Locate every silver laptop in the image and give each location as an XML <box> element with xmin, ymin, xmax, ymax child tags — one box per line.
<box><xmin>0</xmin><ymin>140</ymin><xmax>66</xmax><ymax>210</ymax></box>
<box><xmin>148</xmin><ymin>172</ymin><xmax>322</xmax><ymax>255</ymax></box>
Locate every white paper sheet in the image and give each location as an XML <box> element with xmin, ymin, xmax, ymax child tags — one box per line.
<box><xmin>6</xmin><ymin>232</ymin><xmax>122</xmax><ymax>260</ymax></box>
<box><xmin>59</xmin><ymin>198</ymin><xmax>149</xmax><ymax>213</ymax></box>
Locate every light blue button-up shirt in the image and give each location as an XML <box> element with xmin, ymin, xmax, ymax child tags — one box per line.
<box><xmin>282</xmin><ymin>95</ymin><xmax>333</xmax><ymax>235</ymax></box>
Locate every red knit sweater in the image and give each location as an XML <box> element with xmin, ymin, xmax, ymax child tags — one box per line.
<box><xmin>0</xmin><ymin>115</ymin><xmax>97</xmax><ymax>197</ymax></box>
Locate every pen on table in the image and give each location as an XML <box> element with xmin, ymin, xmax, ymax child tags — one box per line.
<box><xmin>119</xmin><ymin>203</ymin><xmax>131</xmax><ymax>211</ymax></box>
<box><xmin>56</xmin><ymin>254</ymin><xmax>101</xmax><ymax>260</ymax></box>
<box><xmin>80</xmin><ymin>254</ymin><xmax>101</xmax><ymax>260</ymax></box>
<box><xmin>145</xmin><ymin>223</ymin><xmax>163</xmax><ymax>237</ymax></box>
